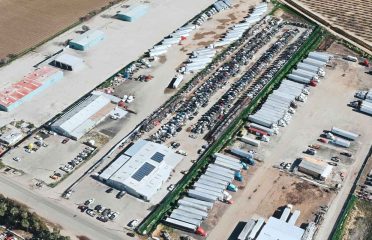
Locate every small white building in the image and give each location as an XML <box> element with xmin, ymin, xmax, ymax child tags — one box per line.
<box><xmin>298</xmin><ymin>157</ymin><xmax>333</xmax><ymax>180</ymax></box>
<box><xmin>0</xmin><ymin>128</ymin><xmax>23</xmax><ymax>146</ymax></box>
<box><xmin>51</xmin><ymin>54</ymin><xmax>84</xmax><ymax>71</ymax></box>
<box><xmin>99</xmin><ymin>140</ymin><xmax>183</xmax><ymax>201</ymax></box>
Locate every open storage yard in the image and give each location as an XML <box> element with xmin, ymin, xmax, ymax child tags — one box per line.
<box><xmin>0</xmin><ymin>0</ymin><xmax>119</xmax><ymax>59</ymax></box>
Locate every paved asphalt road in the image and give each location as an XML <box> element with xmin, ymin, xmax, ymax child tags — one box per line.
<box><xmin>0</xmin><ymin>174</ymin><xmax>124</xmax><ymax>240</ymax></box>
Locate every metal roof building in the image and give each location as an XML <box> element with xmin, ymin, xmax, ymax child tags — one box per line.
<box><xmin>69</xmin><ymin>30</ymin><xmax>105</xmax><ymax>51</ymax></box>
<box><xmin>51</xmin><ymin>93</ymin><xmax>113</xmax><ymax>139</ymax></box>
<box><xmin>99</xmin><ymin>140</ymin><xmax>183</xmax><ymax>201</ymax></box>
<box><xmin>0</xmin><ymin>66</ymin><xmax>63</xmax><ymax>112</ymax></box>
<box><xmin>0</xmin><ymin>128</ymin><xmax>23</xmax><ymax>146</ymax></box>
<box><xmin>51</xmin><ymin>54</ymin><xmax>84</xmax><ymax>71</ymax></box>
<box><xmin>298</xmin><ymin>157</ymin><xmax>333</xmax><ymax>180</ymax></box>
<box><xmin>256</xmin><ymin>217</ymin><xmax>305</xmax><ymax>240</ymax></box>
<box><xmin>116</xmin><ymin>5</ymin><xmax>149</xmax><ymax>22</ymax></box>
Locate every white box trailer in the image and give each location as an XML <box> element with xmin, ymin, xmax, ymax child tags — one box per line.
<box><xmin>280</xmin><ymin>207</ymin><xmax>291</xmax><ymax>221</ymax></box>
<box><xmin>206</xmin><ymin>167</ymin><xmax>235</xmax><ymax>179</ymax></box>
<box><xmin>149</xmin><ymin>49</ymin><xmax>167</xmax><ymax>57</ymax></box>
<box><xmin>239</xmin><ymin>136</ymin><xmax>260</xmax><ymax>147</ymax></box>
<box><xmin>196</xmin><ymin>178</ymin><xmax>226</xmax><ymax>190</ymax></box>
<box><xmin>164</xmin><ymin>218</ymin><xmax>197</xmax><ymax>232</ymax></box>
<box><xmin>287</xmin><ymin>74</ymin><xmax>311</xmax><ymax>84</ymax></box>
<box><xmin>308</xmin><ymin>52</ymin><xmax>330</xmax><ymax>63</ymax></box>
<box><xmin>193</xmin><ymin>183</ymin><xmax>224</xmax><ymax>195</ymax></box>
<box><xmin>303</xmin><ymin>58</ymin><xmax>326</xmax><ymax>68</ymax></box>
<box><xmin>178</xmin><ymin>200</ymin><xmax>209</xmax><ymax>212</ymax></box>
<box><xmin>331</xmin><ymin>127</ymin><xmax>359</xmax><ymax>140</ymax></box>
<box><xmin>214</xmin><ymin>158</ymin><xmax>242</xmax><ymax>172</ymax></box>
<box><xmin>230</xmin><ymin>147</ymin><xmax>254</xmax><ymax>159</ymax></box>
<box><xmin>331</xmin><ymin>137</ymin><xmax>351</xmax><ymax>148</ymax></box>
<box><xmin>177</xmin><ymin>205</ymin><xmax>209</xmax><ymax>218</ymax></box>
<box><xmin>199</xmin><ymin>175</ymin><xmax>229</xmax><ymax>186</ymax></box>
<box><xmin>248</xmin><ymin>218</ymin><xmax>265</xmax><ymax>240</ymax></box>
<box><xmin>181</xmin><ymin>197</ymin><xmax>214</xmax><ymax>209</ymax></box>
<box><xmin>208</xmin><ymin>164</ymin><xmax>235</xmax><ymax>175</ymax></box>
<box><xmin>292</xmin><ymin>69</ymin><xmax>318</xmax><ymax>80</ymax></box>
<box><xmin>187</xmin><ymin>189</ymin><xmax>218</xmax><ymax>203</ymax></box>
<box><xmin>204</xmin><ymin>172</ymin><xmax>232</xmax><ymax>183</ymax></box>
<box><xmin>172</xmin><ymin>209</ymin><xmax>204</xmax><ymax>220</ymax></box>
<box><xmin>193</xmin><ymin>187</ymin><xmax>223</xmax><ymax>199</ymax></box>
<box><xmin>297</xmin><ymin>62</ymin><xmax>322</xmax><ymax>74</ymax></box>
<box><xmin>215</xmin><ymin>156</ymin><xmax>243</xmax><ymax>167</ymax></box>
<box><xmin>238</xmin><ymin>219</ymin><xmax>256</xmax><ymax>240</ymax></box>
<box><xmin>214</xmin><ymin>39</ymin><xmax>233</xmax><ymax>47</ymax></box>
<box><xmin>287</xmin><ymin>210</ymin><xmax>301</xmax><ymax>225</ymax></box>
<box><xmin>169</xmin><ymin>213</ymin><xmax>202</xmax><ymax>226</ymax></box>
<box><xmin>213</xmin><ymin>153</ymin><xmax>241</xmax><ymax>163</ymax></box>
<box><xmin>248</xmin><ymin>115</ymin><xmax>275</xmax><ymax>128</ymax></box>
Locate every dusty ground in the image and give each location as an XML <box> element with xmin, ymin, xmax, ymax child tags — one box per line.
<box><xmin>342</xmin><ymin>199</ymin><xmax>372</xmax><ymax>240</ymax></box>
<box><xmin>207</xmin><ymin>53</ymin><xmax>372</xmax><ymax>239</ymax></box>
<box><xmin>0</xmin><ymin>0</ymin><xmax>119</xmax><ymax>59</ymax></box>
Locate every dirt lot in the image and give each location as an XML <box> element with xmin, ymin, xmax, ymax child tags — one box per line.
<box><xmin>0</xmin><ymin>0</ymin><xmax>119</xmax><ymax>59</ymax></box>
<box><xmin>341</xmin><ymin>199</ymin><xmax>372</xmax><ymax>240</ymax></box>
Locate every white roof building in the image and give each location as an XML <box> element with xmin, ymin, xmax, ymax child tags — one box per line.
<box><xmin>99</xmin><ymin>140</ymin><xmax>183</xmax><ymax>201</ymax></box>
<box><xmin>0</xmin><ymin>128</ymin><xmax>23</xmax><ymax>146</ymax></box>
<box><xmin>52</xmin><ymin>54</ymin><xmax>84</xmax><ymax>71</ymax></box>
<box><xmin>298</xmin><ymin>157</ymin><xmax>333</xmax><ymax>180</ymax></box>
<box><xmin>51</xmin><ymin>93</ymin><xmax>112</xmax><ymax>139</ymax></box>
<box><xmin>256</xmin><ymin>216</ymin><xmax>305</xmax><ymax>240</ymax></box>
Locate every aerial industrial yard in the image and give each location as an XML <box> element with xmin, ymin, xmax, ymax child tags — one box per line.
<box><xmin>0</xmin><ymin>1</ymin><xmax>371</xmax><ymax>240</ymax></box>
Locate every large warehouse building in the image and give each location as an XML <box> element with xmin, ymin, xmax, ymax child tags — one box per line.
<box><xmin>0</xmin><ymin>66</ymin><xmax>63</xmax><ymax>112</ymax></box>
<box><xmin>298</xmin><ymin>157</ymin><xmax>333</xmax><ymax>180</ymax></box>
<box><xmin>50</xmin><ymin>93</ymin><xmax>115</xmax><ymax>139</ymax></box>
<box><xmin>69</xmin><ymin>30</ymin><xmax>105</xmax><ymax>51</ymax></box>
<box><xmin>99</xmin><ymin>140</ymin><xmax>183</xmax><ymax>201</ymax></box>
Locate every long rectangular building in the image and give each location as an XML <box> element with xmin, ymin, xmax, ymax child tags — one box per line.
<box><xmin>51</xmin><ymin>93</ymin><xmax>114</xmax><ymax>139</ymax></box>
<box><xmin>0</xmin><ymin>66</ymin><xmax>63</xmax><ymax>112</ymax></box>
<box><xmin>99</xmin><ymin>140</ymin><xmax>183</xmax><ymax>201</ymax></box>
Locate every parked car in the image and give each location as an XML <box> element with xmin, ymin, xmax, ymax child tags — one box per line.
<box><xmin>305</xmin><ymin>148</ymin><xmax>316</xmax><ymax>155</ymax></box>
<box><xmin>84</xmin><ymin>198</ymin><xmax>95</xmax><ymax>205</ymax></box>
<box><xmin>62</xmin><ymin>138</ymin><xmax>70</xmax><ymax>144</ymax></box>
<box><xmin>340</xmin><ymin>152</ymin><xmax>352</xmax><ymax>157</ymax></box>
<box><xmin>97</xmin><ymin>216</ymin><xmax>108</xmax><ymax>222</ymax></box>
<box><xmin>128</xmin><ymin>219</ymin><xmax>139</xmax><ymax>229</ymax></box>
<box><xmin>167</xmin><ymin>184</ymin><xmax>175</xmax><ymax>191</ymax></box>
<box><xmin>106</xmin><ymin>188</ymin><xmax>114</xmax><ymax>193</ymax></box>
<box><xmin>331</xmin><ymin>156</ymin><xmax>340</xmax><ymax>162</ymax></box>
<box><xmin>116</xmin><ymin>191</ymin><xmax>126</xmax><ymax>199</ymax></box>
<box><xmin>86</xmin><ymin>209</ymin><xmax>96</xmax><ymax>217</ymax></box>
<box><xmin>109</xmin><ymin>212</ymin><xmax>119</xmax><ymax>220</ymax></box>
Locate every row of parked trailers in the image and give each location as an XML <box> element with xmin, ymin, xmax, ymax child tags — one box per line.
<box><xmin>214</xmin><ymin>3</ymin><xmax>268</xmax><ymax>48</ymax></box>
<box><xmin>325</xmin><ymin>126</ymin><xmax>359</xmax><ymax>148</ymax></box>
<box><xmin>247</xmin><ymin>52</ymin><xmax>333</xmax><ymax>135</ymax></box>
<box><xmin>164</xmin><ymin>152</ymin><xmax>251</xmax><ymax>236</ymax></box>
<box><xmin>354</xmin><ymin>89</ymin><xmax>372</xmax><ymax>115</ymax></box>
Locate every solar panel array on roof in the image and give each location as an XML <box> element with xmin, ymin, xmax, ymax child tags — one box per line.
<box><xmin>132</xmin><ymin>162</ymin><xmax>155</xmax><ymax>181</ymax></box>
<box><xmin>151</xmin><ymin>152</ymin><xmax>165</xmax><ymax>163</ymax></box>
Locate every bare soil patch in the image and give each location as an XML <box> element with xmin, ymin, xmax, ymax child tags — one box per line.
<box><xmin>0</xmin><ymin>0</ymin><xmax>120</xmax><ymax>58</ymax></box>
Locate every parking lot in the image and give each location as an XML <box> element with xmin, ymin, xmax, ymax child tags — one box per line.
<box><xmin>1</xmin><ymin>130</ymin><xmax>93</xmax><ymax>185</ymax></box>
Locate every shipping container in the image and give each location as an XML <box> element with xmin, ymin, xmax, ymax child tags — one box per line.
<box><xmin>172</xmin><ymin>209</ymin><xmax>204</xmax><ymax>220</ymax></box>
<box><xmin>181</xmin><ymin>197</ymin><xmax>214</xmax><ymax>209</ymax></box>
<box><xmin>239</xmin><ymin>136</ymin><xmax>260</xmax><ymax>147</ymax></box>
<box><xmin>238</xmin><ymin>219</ymin><xmax>256</xmax><ymax>240</ymax></box>
<box><xmin>247</xmin><ymin>123</ymin><xmax>276</xmax><ymax>135</ymax></box>
<box><xmin>177</xmin><ymin>205</ymin><xmax>209</xmax><ymax>218</ymax></box>
<box><xmin>187</xmin><ymin>189</ymin><xmax>218</xmax><ymax>203</ymax></box>
<box><xmin>206</xmin><ymin>167</ymin><xmax>235</xmax><ymax>179</ymax></box>
<box><xmin>331</xmin><ymin>127</ymin><xmax>359</xmax><ymax>140</ymax></box>
<box><xmin>178</xmin><ymin>200</ymin><xmax>209</xmax><ymax>212</ymax></box>
<box><xmin>331</xmin><ymin>137</ymin><xmax>351</xmax><ymax>148</ymax></box>
<box><xmin>248</xmin><ymin>218</ymin><xmax>265</xmax><ymax>240</ymax></box>
<box><xmin>169</xmin><ymin>213</ymin><xmax>202</xmax><ymax>226</ymax></box>
<box><xmin>199</xmin><ymin>175</ymin><xmax>229</xmax><ymax>186</ymax></box>
<box><xmin>164</xmin><ymin>217</ymin><xmax>197</xmax><ymax>232</ymax></box>
<box><xmin>208</xmin><ymin>163</ymin><xmax>235</xmax><ymax>175</ymax></box>
<box><xmin>303</xmin><ymin>58</ymin><xmax>326</xmax><ymax>68</ymax></box>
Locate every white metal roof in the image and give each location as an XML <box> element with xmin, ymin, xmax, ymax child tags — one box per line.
<box><xmin>256</xmin><ymin>217</ymin><xmax>305</xmax><ymax>240</ymax></box>
<box><xmin>100</xmin><ymin>140</ymin><xmax>183</xmax><ymax>200</ymax></box>
<box><xmin>54</xmin><ymin>54</ymin><xmax>84</xmax><ymax>69</ymax></box>
<box><xmin>299</xmin><ymin>157</ymin><xmax>333</xmax><ymax>179</ymax></box>
<box><xmin>51</xmin><ymin>94</ymin><xmax>111</xmax><ymax>139</ymax></box>
<box><xmin>70</xmin><ymin>30</ymin><xmax>104</xmax><ymax>47</ymax></box>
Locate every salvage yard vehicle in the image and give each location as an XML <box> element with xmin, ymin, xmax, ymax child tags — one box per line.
<box><xmin>340</xmin><ymin>152</ymin><xmax>352</xmax><ymax>157</ymax></box>
<box><xmin>305</xmin><ymin>148</ymin><xmax>316</xmax><ymax>155</ymax></box>
<box><xmin>116</xmin><ymin>191</ymin><xmax>126</xmax><ymax>199</ymax></box>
